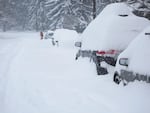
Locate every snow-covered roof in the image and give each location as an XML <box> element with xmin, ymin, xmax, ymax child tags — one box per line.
<box><xmin>116</xmin><ymin>26</ymin><xmax>150</xmax><ymax>75</ymax></box>
<box><xmin>81</xmin><ymin>3</ymin><xmax>150</xmax><ymax>51</ymax></box>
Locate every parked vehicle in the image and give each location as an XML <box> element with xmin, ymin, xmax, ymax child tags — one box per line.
<box><xmin>76</xmin><ymin>3</ymin><xmax>150</xmax><ymax>75</ymax></box>
<box><xmin>113</xmin><ymin>26</ymin><xmax>150</xmax><ymax>85</ymax></box>
<box><xmin>53</xmin><ymin>29</ymin><xmax>79</xmax><ymax>48</ymax></box>
<box><xmin>44</xmin><ymin>30</ymin><xmax>54</xmax><ymax>39</ymax></box>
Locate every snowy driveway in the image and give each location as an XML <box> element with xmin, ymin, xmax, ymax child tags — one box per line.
<box><xmin>0</xmin><ymin>32</ymin><xmax>150</xmax><ymax>113</ymax></box>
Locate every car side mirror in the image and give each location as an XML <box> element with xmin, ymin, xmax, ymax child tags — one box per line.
<box><xmin>119</xmin><ymin>58</ymin><xmax>129</xmax><ymax>67</ymax></box>
<box><xmin>145</xmin><ymin>33</ymin><xmax>150</xmax><ymax>35</ymax></box>
<box><xmin>75</xmin><ymin>42</ymin><xmax>82</xmax><ymax>47</ymax></box>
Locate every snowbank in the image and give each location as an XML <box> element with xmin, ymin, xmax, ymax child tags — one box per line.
<box><xmin>1</xmin><ymin>32</ymin><xmax>150</xmax><ymax>113</ymax></box>
<box><xmin>53</xmin><ymin>29</ymin><xmax>79</xmax><ymax>48</ymax></box>
<box><xmin>115</xmin><ymin>26</ymin><xmax>150</xmax><ymax>75</ymax></box>
<box><xmin>81</xmin><ymin>3</ymin><xmax>150</xmax><ymax>51</ymax></box>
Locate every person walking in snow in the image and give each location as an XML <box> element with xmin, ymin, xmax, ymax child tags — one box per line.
<box><xmin>40</xmin><ymin>31</ymin><xmax>44</xmax><ymax>40</ymax></box>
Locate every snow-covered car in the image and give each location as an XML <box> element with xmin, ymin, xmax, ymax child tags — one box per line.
<box><xmin>44</xmin><ymin>30</ymin><xmax>54</xmax><ymax>39</ymax></box>
<box><xmin>53</xmin><ymin>29</ymin><xmax>79</xmax><ymax>48</ymax></box>
<box><xmin>113</xmin><ymin>26</ymin><xmax>150</xmax><ymax>85</ymax></box>
<box><xmin>76</xmin><ymin>3</ymin><xmax>150</xmax><ymax>75</ymax></box>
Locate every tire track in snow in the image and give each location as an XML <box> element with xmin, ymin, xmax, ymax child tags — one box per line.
<box><xmin>0</xmin><ymin>38</ymin><xmax>23</xmax><ymax>113</ymax></box>
<box><xmin>2</xmin><ymin>36</ymin><xmax>115</xmax><ymax>113</ymax></box>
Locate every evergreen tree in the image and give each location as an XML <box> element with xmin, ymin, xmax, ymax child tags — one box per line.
<box><xmin>0</xmin><ymin>0</ymin><xmax>17</xmax><ymax>31</ymax></box>
<box><xmin>0</xmin><ymin>0</ymin><xmax>150</xmax><ymax>32</ymax></box>
<box><xmin>127</xmin><ymin>0</ymin><xmax>150</xmax><ymax>19</ymax></box>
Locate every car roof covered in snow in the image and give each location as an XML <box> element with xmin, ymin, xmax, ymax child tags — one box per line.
<box><xmin>81</xmin><ymin>3</ymin><xmax>150</xmax><ymax>51</ymax></box>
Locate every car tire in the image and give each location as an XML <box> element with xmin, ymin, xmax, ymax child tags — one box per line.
<box><xmin>113</xmin><ymin>72</ymin><xmax>121</xmax><ymax>84</ymax></box>
<box><xmin>96</xmin><ymin>66</ymin><xmax>108</xmax><ymax>75</ymax></box>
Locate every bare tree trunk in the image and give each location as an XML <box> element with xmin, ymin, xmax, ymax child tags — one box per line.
<box><xmin>35</xmin><ymin>10</ymin><xmax>38</xmax><ymax>31</ymax></box>
<box><xmin>93</xmin><ymin>0</ymin><xmax>96</xmax><ymax>19</ymax></box>
<box><xmin>1</xmin><ymin>0</ymin><xmax>7</xmax><ymax>32</ymax></box>
<box><xmin>35</xmin><ymin>0</ymin><xmax>40</xmax><ymax>31</ymax></box>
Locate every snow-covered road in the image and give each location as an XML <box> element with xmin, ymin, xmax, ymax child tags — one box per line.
<box><xmin>0</xmin><ymin>32</ymin><xmax>150</xmax><ymax>113</ymax></box>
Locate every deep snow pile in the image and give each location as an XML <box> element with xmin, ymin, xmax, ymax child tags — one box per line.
<box><xmin>53</xmin><ymin>29</ymin><xmax>79</xmax><ymax>48</ymax></box>
<box><xmin>115</xmin><ymin>26</ymin><xmax>150</xmax><ymax>75</ymax></box>
<box><xmin>0</xmin><ymin>32</ymin><xmax>150</xmax><ymax>113</ymax></box>
<box><xmin>81</xmin><ymin>3</ymin><xmax>150</xmax><ymax>51</ymax></box>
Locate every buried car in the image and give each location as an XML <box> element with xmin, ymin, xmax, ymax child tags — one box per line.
<box><xmin>113</xmin><ymin>26</ymin><xmax>150</xmax><ymax>85</ymax></box>
<box><xmin>76</xmin><ymin>3</ymin><xmax>150</xmax><ymax>75</ymax></box>
<box><xmin>44</xmin><ymin>30</ymin><xmax>57</xmax><ymax>46</ymax></box>
<box><xmin>44</xmin><ymin>30</ymin><xmax>54</xmax><ymax>39</ymax></box>
<box><xmin>53</xmin><ymin>29</ymin><xmax>79</xmax><ymax>48</ymax></box>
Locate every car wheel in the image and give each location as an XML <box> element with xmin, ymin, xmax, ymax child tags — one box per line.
<box><xmin>113</xmin><ymin>73</ymin><xmax>121</xmax><ymax>84</ymax></box>
<box><xmin>96</xmin><ymin>66</ymin><xmax>108</xmax><ymax>75</ymax></box>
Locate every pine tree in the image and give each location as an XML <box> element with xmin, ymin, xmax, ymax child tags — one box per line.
<box><xmin>1</xmin><ymin>0</ymin><xmax>150</xmax><ymax>31</ymax></box>
<box><xmin>127</xmin><ymin>0</ymin><xmax>150</xmax><ymax>19</ymax></box>
<box><xmin>0</xmin><ymin>0</ymin><xmax>17</xmax><ymax>31</ymax></box>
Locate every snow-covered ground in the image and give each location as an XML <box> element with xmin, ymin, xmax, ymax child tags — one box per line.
<box><xmin>0</xmin><ymin>32</ymin><xmax>150</xmax><ymax>113</ymax></box>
